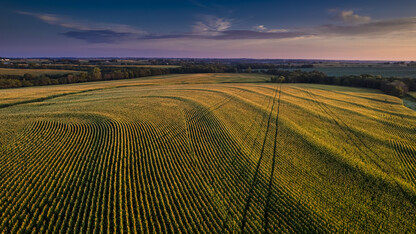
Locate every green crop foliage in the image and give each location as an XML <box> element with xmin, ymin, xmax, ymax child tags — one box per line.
<box><xmin>0</xmin><ymin>74</ymin><xmax>415</xmax><ymax>233</ymax></box>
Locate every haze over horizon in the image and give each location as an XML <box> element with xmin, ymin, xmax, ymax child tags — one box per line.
<box><xmin>1</xmin><ymin>0</ymin><xmax>416</xmax><ymax>60</ymax></box>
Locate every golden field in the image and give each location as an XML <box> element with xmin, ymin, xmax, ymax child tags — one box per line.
<box><xmin>0</xmin><ymin>73</ymin><xmax>415</xmax><ymax>233</ymax></box>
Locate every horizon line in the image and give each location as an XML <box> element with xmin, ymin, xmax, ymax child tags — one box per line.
<box><xmin>1</xmin><ymin>56</ymin><xmax>414</xmax><ymax>62</ymax></box>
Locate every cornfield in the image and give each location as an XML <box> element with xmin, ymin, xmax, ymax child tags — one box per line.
<box><xmin>1</xmin><ymin>74</ymin><xmax>415</xmax><ymax>233</ymax></box>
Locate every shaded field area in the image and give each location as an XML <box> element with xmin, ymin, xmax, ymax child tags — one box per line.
<box><xmin>0</xmin><ymin>68</ymin><xmax>80</xmax><ymax>76</ymax></box>
<box><xmin>0</xmin><ymin>74</ymin><xmax>415</xmax><ymax>233</ymax></box>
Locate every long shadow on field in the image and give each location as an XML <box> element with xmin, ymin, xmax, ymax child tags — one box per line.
<box><xmin>304</xmin><ymin>88</ymin><xmax>416</xmax><ymax>209</ymax></box>
<box><xmin>263</xmin><ymin>86</ymin><xmax>416</xmax><ymax>131</ymax></box>
<box><xmin>239</xmin><ymin>87</ymin><xmax>279</xmax><ymax>232</ymax></box>
<box><xmin>177</xmin><ymin>89</ymin><xmax>334</xmax><ymax>233</ymax></box>
<box><xmin>263</xmin><ymin>86</ymin><xmax>282</xmax><ymax>234</ymax></box>
<box><xmin>8</xmin><ymin>87</ymin><xmax>413</xmax><ymax>232</ymax></box>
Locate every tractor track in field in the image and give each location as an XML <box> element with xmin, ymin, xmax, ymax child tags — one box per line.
<box><xmin>3</xmin><ymin>82</ymin><xmax>416</xmax><ymax>232</ymax></box>
<box><xmin>240</xmin><ymin>86</ymin><xmax>279</xmax><ymax>232</ymax></box>
<box><xmin>303</xmin><ymin>89</ymin><xmax>370</xmax><ymax>164</ymax></box>
<box><xmin>263</xmin><ymin>85</ymin><xmax>282</xmax><ymax>234</ymax></box>
<box><xmin>305</xmin><ymin>89</ymin><xmax>389</xmax><ymax>170</ymax></box>
<box><xmin>220</xmin><ymin>88</ymin><xmax>274</xmax><ymax>232</ymax></box>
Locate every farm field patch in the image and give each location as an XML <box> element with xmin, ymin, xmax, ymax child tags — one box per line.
<box><xmin>0</xmin><ymin>74</ymin><xmax>415</xmax><ymax>233</ymax></box>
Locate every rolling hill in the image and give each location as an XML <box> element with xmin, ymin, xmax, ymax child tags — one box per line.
<box><xmin>0</xmin><ymin>74</ymin><xmax>415</xmax><ymax>233</ymax></box>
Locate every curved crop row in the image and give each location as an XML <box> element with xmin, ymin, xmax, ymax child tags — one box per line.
<box><xmin>1</xmin><ymin>82</ymin><xmax>415</xmax><ymax>232</ymax></box>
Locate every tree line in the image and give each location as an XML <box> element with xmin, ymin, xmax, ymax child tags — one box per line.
<box><xmin>1</xmin><ymin>65</ymin><xmax>416</xmax><ymax>98</ymax></box>
<box><xmin>268</xmin><ymin>69</ymin><xmax>416</xmax><ymax>97</ymax></box>
<box><xmin>0</xmin><ymin>64</ymin><xmax>240</xmax><ymax>89</ymax></box>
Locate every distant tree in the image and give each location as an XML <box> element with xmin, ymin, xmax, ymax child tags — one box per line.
<box><xmin>381</xmin><ymin>80</ymin><xmax>408</xmax><ymax>97</ymax></box>
<box><xmin>36</xmin><ymin>75</ymin><xmax>52</xmax><ymax>86</ymax></box>
<box><xmin>0</xmin><ymin>79</ymin><xmax>22</xmax><ymax>88</ymax></box>
<box><xmin>67</xmin><ymin>74</ymin><xmax>74</xmax><ymax>83</ymax></box>
<box><xmin>91</xmin><ymin>67</ymin><xmax>102</xmax><ymax>81</ymax></box>
<box><xmin>21</xmin><ymin>79</ymin><xmax>34</xmax><ymax>87</ymax></box>
<box><xmin>247</xmin><ymin>67</ymin><xmax>252</xmax><ymax>73</ymax></box>
<box><xmin>333</xmin><ymin>77</ymin><xmax>341</xmax><ymax>85</ymax></box>
<box><xmin>23</xmin><ymin>73</ymin><xmax>35</xmax><ymax>80</ymax></box>
<box><xmin>277</xmin><ymin>76</ymin><xmax>286</xmax><ymax>83</ymax></box>
<box><xmin>103</xmin><ymin>73</ymin><xmax>112</xmax><ymax>80</ymax></box>
<box><xmin>270</xmin><ymin>76</ymin><xmax>286</xmax><ymax>83</ymax></box>
<box><xmin>79</xmin><ymin>72</ymin><xmax>88</xmax><ymax>82</ymax></box>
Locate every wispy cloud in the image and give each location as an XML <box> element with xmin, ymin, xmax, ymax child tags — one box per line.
<box><xmin>205</xmin><ymin>30</ymin><xmax>307</xmax><ymax>40</ymax></box>
<box><xmin>144</xmin><ymin>15</ymin><xmax>416</xmax><ymax>40</ymax></box>
<box><xmin>16</xmin><ymin>11</ymin><xmax>416</xmax><ymax>43</ymax></box>
<box><xmin>142</xmin><ymin>16</ymin><xmax>303</xmax><ymax>40</ymax></box>
<box><xmin>253</xmin><ymin>25</ymin><xmax>268</xmax><ymax>32</ymax></box>
<box><xmin>16</xmin><ymin>11</ymin><xmax>146</xmax><ymax>43</ymax></box>
<box><xmin>17</xmin><ymin>11</ymin><xmax>90</xmax><ymax>30</ymax></box>
<box><xmin>340</xmin><ymin>11</ymin><xmax>371</xmax><ymax>24</ymax></box>
<box><xmin>61</xmin><ymin>30</ymin><xmax>135</xmax><ymax>43</ymax></box>
<box><xmin>141</xmin><ymin>30</ymin><xmax>308</xmax><ymax>40</ymax></box>
<box><xmin>253</xmin><ymin>25</ymin><xmax>288</xmax><ymax>33</ymax></box>
<box><xmin>320</xmin><ymin>17</ymin><xmax>416</xmax><ymax>36</ymax></box>
<box><xmin>189</xmin><ymin>0</ymin><xmax>209</xmax><ymax>9</ymax></box>
<box><xmin>192</xmin><ymin>15</ymin><xmax>232</xmax><ymax>35</ymax></box>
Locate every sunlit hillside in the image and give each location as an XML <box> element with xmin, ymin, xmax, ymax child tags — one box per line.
<box><xmin>1</xmin><ymin>74</ymin><xmax>415</xmax><ymax>233</ymax></box>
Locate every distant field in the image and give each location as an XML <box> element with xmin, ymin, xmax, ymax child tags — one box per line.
<box><xmin>0</xmin><ymin>68</ymin><xmax>80</xmax><ymax>76</ymax></box>
<box><xmin>103</xmin><ymin>64</ymin><xmax>180</xmax><ymax>68</ymax></box>
<box><xmin>29</xmin><ymin>64</ymin><xmax>180</xmax><ymax>68</ymax></box>
<box><xmin>1</xmin><ymin>73</ymin><xmax>415</xmax><ymax>233</ymax></box>
<box><xmin>409</xmin><ymin>92</ymin><xmax>416</xmax><ymax>99</ymax></box>
<box><xmin>284</xmin><ymin>67</ymin><xmax>416</xmax><ymax>78</ymax></box>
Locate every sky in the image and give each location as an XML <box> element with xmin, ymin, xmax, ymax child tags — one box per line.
<box><xmin>1</xmin><ymin>0</ymin><xmax>416</xmax><ymax>60</ymax></box>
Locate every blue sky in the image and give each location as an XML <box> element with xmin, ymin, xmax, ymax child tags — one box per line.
<box><xmin>1</xmin><ymin>0</ymin><xmax>416</xmax><ymax>59</ymax></box>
